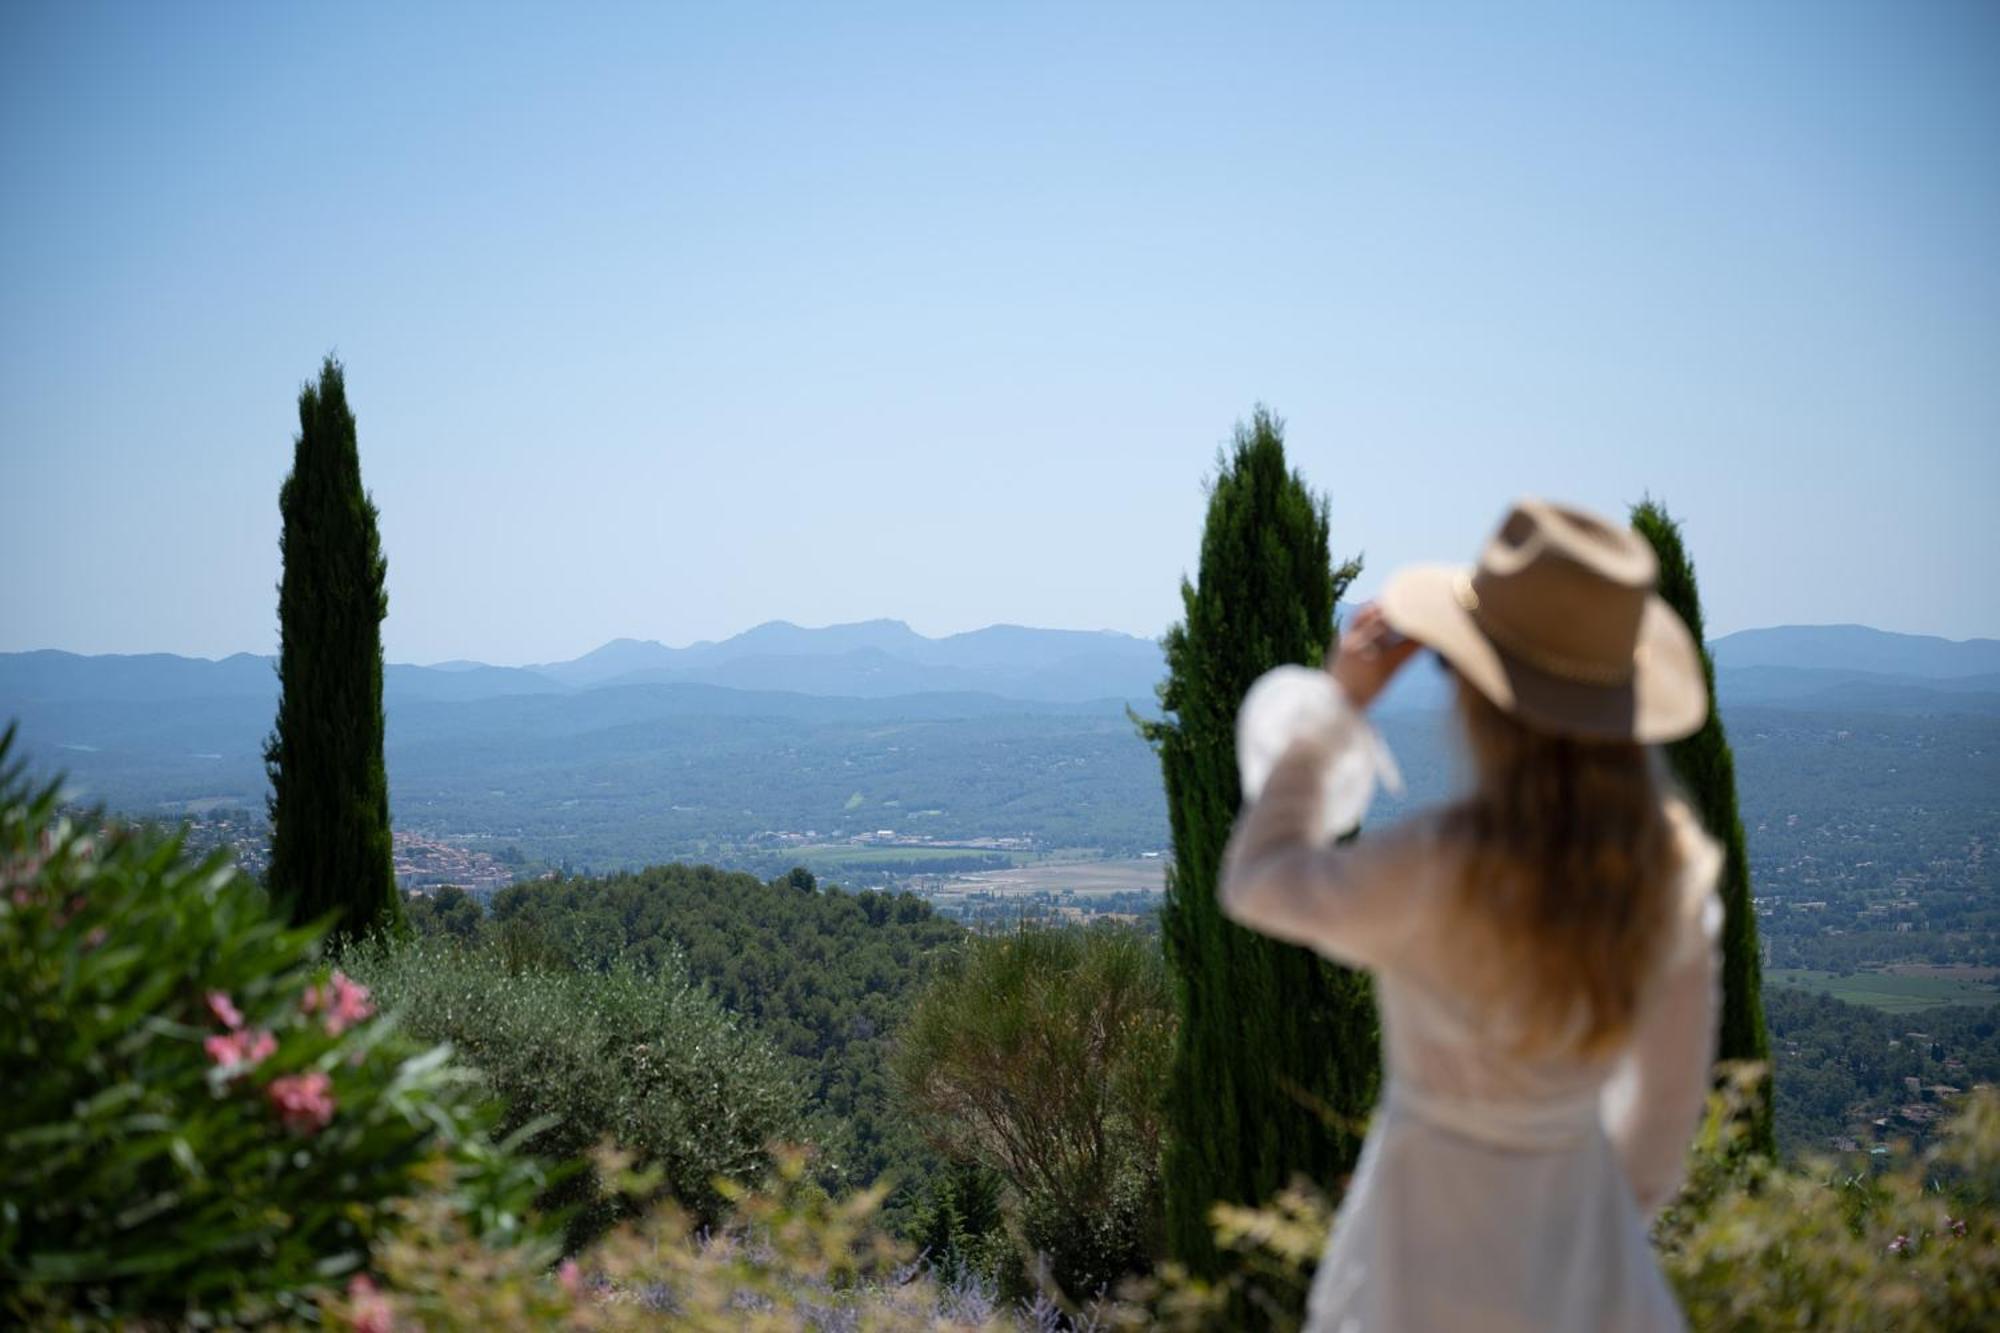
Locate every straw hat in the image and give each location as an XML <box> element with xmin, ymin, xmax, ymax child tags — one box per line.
<box><xmin>1378</xmin><ymin>499</ymin><xmax>1708</xmax><ymax>743</ymax></box>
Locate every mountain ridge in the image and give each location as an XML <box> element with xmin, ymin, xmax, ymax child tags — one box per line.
<box><xmin>8</xmin><ymin>621</ymin><xmax>1998</xmax><ymax>712</ymax></box>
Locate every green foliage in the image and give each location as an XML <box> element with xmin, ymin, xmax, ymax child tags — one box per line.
<box><xmin>342</xmin><ymin>935</ymin><xmax>806</xmax><ymax>1248</ymax></box>
<box><xmin>1762</xmin><ymin>986</ymin><xmax>2000</xmax><ymax>1159</ymax></box>
<box><xmin>902</xmin><ymin>1159</ymin><xmax>1013</xmax><ymax>1290</ymax></box>
<box><xmin>1658</xmin><ymin>1069</ymin><xmax>1999</xmax><ymax>1330</ymax></box>
<box><xmin>1140</xmin><ymin>408</ymin><xmax>1371</xmax><ymax>1283</ymax></box>
<box><xmin>404</xmin><ymin>884</ymin><xmax>487</xmax><ymax>945</ymax></box>
<box><xmin>0</xmin><ymin>728</ymin><xmax>547</xmax><ymax>1326</ymax></box>
<box><xmin>1106</xmin><ymin>1179</ymin><xmax>1337</xmax><ymax>1332</ymax></box>
<box><xmin>892</xmin><ymin>924</ymin><xmax>1175</xmax><ymax>1299</ymax></box>
<box><xmin>264</xmin><ymin>356</ymin><xmax>403</xmax><ymax>946</ymax></box>
<box><xmin>486</xmin><ymin>864</ymin><xmax>965</xmax><ymax>1211</ymax></box>
<box><xmin>1632</xmin><ymin>498</ymin><xmax>1775</xmax><ymax>1153</ymax></box>
<box><xmin>352</xmin><ymin>1145</ymin><xmax>1017</xmax><ymax>1331</ymax></box>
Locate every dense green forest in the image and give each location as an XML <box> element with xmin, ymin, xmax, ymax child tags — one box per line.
<box><xmin>1767</xmin><ymin>984</ymin><xmax>2000</xmax><ymax>1156</ymax></box>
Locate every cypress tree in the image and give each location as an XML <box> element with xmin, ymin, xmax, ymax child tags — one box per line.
<box><xmin>1631</xmin><ymin>498</ymin><xmax>1774</xmax><ymax>1154</ymax></box>
<box><xmin>1141</xmin><ymin>409</ymin><xmax>1372</xmax><ymax>1282</ymax></box>
<box><xmin>264</xmin><ymin>357</ymin><xmax>403</xmax><ymax>946</ymax></box>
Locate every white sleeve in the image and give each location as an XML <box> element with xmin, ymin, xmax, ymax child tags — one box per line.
<box><xmin>1236</xmin><ymin>666</ymin><xmax>1402</xmax><ymax>840</ymax></box>
<box><xmin>1221</xmin><ymin>668</ymin><xmax>1424</xmax><ymax>969</ymax></box>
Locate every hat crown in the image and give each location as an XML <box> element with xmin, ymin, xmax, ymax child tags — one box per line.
<box><xmin>1466</xmin><ymin>500</ymin><xmax>1659</xmax><ymax>686</ymax></box>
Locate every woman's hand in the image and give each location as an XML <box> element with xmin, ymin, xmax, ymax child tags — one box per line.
<box><xmin>1329</xmin><ymin>603</ymin><xmax>1421</xmax><ymax>710</ymax></box>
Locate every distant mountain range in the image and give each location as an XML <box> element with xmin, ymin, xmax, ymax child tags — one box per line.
<box><xmin>0</xmin><ymin>620</ymin><xmax>1166</xmax><ymax>709</ymax></box>
<box><xmin>1709</xmin><ymin>624</ymin><xmax>2000</xmax><ymax>678</ymax></box>
<box><xmin>1373</xmin><ymin>622</ymin><xmax>2000</xmax><ymax>715</ymax></box>
<box><xmin>4</xmin><ymin>619</ymin><xmax>1994</xmax><ymax>871</ymax></box>
<box><xmin>3</xmin><ymin>620</ymin><xmax>1996</xmax><ymax>715</ymax></box>
<box><xmin>525</xmin><ymin>619</ymin><xmax>1166</xmax><ymax>701</ymax></box>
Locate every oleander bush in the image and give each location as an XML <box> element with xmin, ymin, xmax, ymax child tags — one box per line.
<box><xmin>343</xmin><ymin>934</ymin><xmax>809</xmax><ymax>1248</ymax></box>
<box><xmin>0</xmin><ymin>729</ymin><xmax>551</xmax><ymax>1326</ymax></box>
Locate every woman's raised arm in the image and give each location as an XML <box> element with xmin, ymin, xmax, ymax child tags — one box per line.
<box><xmin>1220</xmin><ymin>674</ymin><xmax>1429</xmax><ymax>970</ymax></box>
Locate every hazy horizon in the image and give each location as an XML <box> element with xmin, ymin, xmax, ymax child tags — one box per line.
<box><xmin>4</xmin><ymin>3</ymin><xmax>1996</xmax><ymax>663</ymax></box>
<box><xmin>6</xmin><ymin>612</ymin><xmax>1997</xmax><ymax>674</ymax></box>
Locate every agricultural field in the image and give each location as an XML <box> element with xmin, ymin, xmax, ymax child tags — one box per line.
<box><xmin>945</xmin><ymin>857</ymin><xmax>1168</xmax><ymax>896</ymax></box>
<box><xmin>1768</xmin><ymin>966</ymin><xmax>2000</xmax><ymax>1013</ymax></box>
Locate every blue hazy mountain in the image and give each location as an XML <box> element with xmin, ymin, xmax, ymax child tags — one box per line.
<box><xmin>530</xmin><ymin>620</ymin><xmax>1166</xmax><ymax>701</ymax></box>
<box><xmin>0</xmin><ymin>650</ymin><xmax>569</xmax><ymax>707</ymax></box>
<box><xmin>10</xmin><ymin>622</ymin><xmax>2000</xmax><ymax>718</ymax></box>
<box><xmin>4</xmin><ymin>622</ymin><xmax>1994</xmax><ymax>875</ymax></box>
<box><xmin>1709</xmin><ymin>624</ymin><xmax>2000</xmax><ymax>678</ymax></box>
<box><xmin>1374</xmin><ymin>624</ymin><xmax>2000</xmax><ymax>717</ymax></box>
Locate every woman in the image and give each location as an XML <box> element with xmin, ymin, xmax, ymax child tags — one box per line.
<box><xmin>1223</xmin><ymin>498</ymin><xmax>1722</xmax><ymax>1332</ymax></box>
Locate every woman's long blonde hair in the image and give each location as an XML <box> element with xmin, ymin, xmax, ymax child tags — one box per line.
<box><xmin>1442</xmin><ymin>676</ymin><xmax>1685</xmax><ymax>1057</ymax></box>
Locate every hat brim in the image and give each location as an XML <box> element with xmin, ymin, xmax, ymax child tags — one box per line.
<box><xmin>1378</xmin><ymin>563</ymin><xmax>1708</xmax><ymax>743</ymax></box>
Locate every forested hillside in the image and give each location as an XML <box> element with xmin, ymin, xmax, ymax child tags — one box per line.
<box><xmin>1769</xmin><ymin>986</ymin><xmax>2000</xmax><ymax>1155</ymax></box>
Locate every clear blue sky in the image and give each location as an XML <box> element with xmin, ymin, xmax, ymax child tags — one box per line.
<box><xmin>3</xmin><ymin>1</ymin><xmax>1995</xmax><ymax>665</ymax></box>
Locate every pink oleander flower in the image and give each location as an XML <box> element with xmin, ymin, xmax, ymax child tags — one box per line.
<box><xmin>346</xmin><ymin>1274</ymin><xmax>394</xmax><ymax>1333</ymax></box>
<box><xmin>557</xmin><ymin>1258</ymin><xmax>583</xmax><ymax>1297</ymax></box>
<box><xmin>1888</xmin><ymin>1232</ymin><xmax>1910</xmax><ymax>1255</ymax></box>
<box><xmin>267</xmin><ymin>1070</ymin><xmax>335</xmax><ymax>1133</ymax></box>
<box><xmin>206</xmin><ymin>990</ymin><xmax>244</xmax><ymax>1030</ymax></box>
<box><xmin>205</xmin><ymin>1028</ymin><xmax>278</xmax><ymax>1071</ymax></box>
<box><xmin>3</xmin><ymin>850</ymin><xmax>46</xmax><ymax>893</ymax></box>
<box><xmin>305</xmin><ymin>970</ymin><xmax>376</xmax><ymax>1036</ymax></box>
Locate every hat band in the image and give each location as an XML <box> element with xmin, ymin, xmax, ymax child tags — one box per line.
<box><xmin>1453</xmin><ymin>572</ymin><xmax>1639</xmax><ymax>688</ymax></box>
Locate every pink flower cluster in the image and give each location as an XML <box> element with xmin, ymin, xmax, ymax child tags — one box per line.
<box><xmin>206</xmin><ymin>990</ymin><xmax>244</xmax><ymax>1029</ymax></box>
<box><xmin>203</xmin><ymin>990</ymin><xmax>278</xmax><ymax>1075</ymax></box>
<box><xmin>205</xmin><ymin>1028</ymin><xmax>277</xmax><ymax>1069</ymax></box>
<box><xmin>345</xmin><ymin>1273</ymin><xmax>394</xmax><ymax>1333</ymax></box>
<box><xmin>268</xmin><ymin>1070</ymin><xmax>337</xmax><ymax>1134</ymax></box>
<box><xmin>199</xmin><ymin>981</ymin><xmax>363</xmax><ymax>1136</ymax></box>
<box><xmin>303</xmin><ymin>971</ymin><xmax>376</xmax><ymax>1036</ymax></box>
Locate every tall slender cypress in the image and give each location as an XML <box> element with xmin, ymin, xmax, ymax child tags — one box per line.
<box><xmin>264</xmin><ymin>357</ymin><xmax>403</xmax><ymax>946</ymax></box>
<box><xmin>1631</xmin><ymin>499</ymin><xmax>1773</xmax><ymax>1154</ymax></box>
<box><xmin>1141</xmin><ymin>409</ymin><xmax>1371</xmax><ymax>1283</ymax></box>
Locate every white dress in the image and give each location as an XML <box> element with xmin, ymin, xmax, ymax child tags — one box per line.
<box><xmin>1223</xmin><ymin>668</ymin><xmax>1722</xmax><ymax>1333</ymax></box>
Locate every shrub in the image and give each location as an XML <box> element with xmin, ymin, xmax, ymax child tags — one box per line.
<box><xmin>344</xmin><ymin>1145</ymin><xmax>1024</xmax><ymax>1331</ymax></box>
<box><xmin>343</xmin><ymin>935</ymin><xmax>808</xmax><ymax>1247</ymax></box>
<box><xmin>892</xmin><ymin>923</ymin><xmax>1174</xmax><ymax>1300</ymax></box>
<box><xmin>0</xmin><ymin>729</ymin><xmax>548</xmax><ymax>1325</ymax></box>
<box><xmin>487</xmin><ymin>862</ymin><xmax>967</xmax><ymax>1210</ymax></box>
<box><xmin>1659</xmin><ymin>1072</ymin><xmax>1999</xmax><ymax>1330</ymax></box>
<box><xmin>1103</xmin><ymin>1179</ymin><xmax>1333</xmax><ymax>1332</ymax></box>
